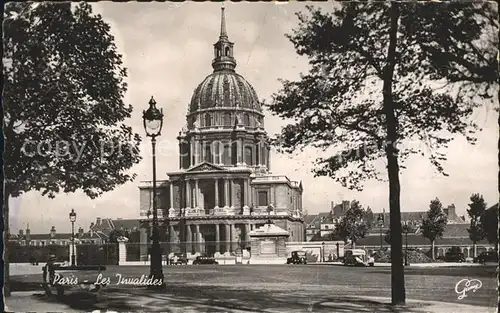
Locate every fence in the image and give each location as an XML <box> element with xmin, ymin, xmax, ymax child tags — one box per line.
<box><xmin>76</xmin><ymin>243</ymin><xmax>118</xmax><ymax>265</ymax></box>
<box><xmin>7</xmin><ymin>244</ymin><xmax>69</xmax><ymax>264</ymax></box>
<box><xmin>123</xmin><ymin>241</ymin><xmax>252</xmax><ymax>263</ymax></box>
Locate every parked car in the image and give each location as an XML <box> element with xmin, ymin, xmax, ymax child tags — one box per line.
<box><xmin>443</xmin><ymin>248</ymin><xmax>465</xmax><ymax>262</ymax></box>
<box><xmin>473</xmin><ymin>251</ymin><xmax>498</xmax><ymax>264</ymax></box>
<box><xmin>192</xmin><ymin>255</ymin><xmax>218</xmax><ymax>265</ymax></box>
<box><xmin>170</xmin><ymin>253</ymin><xmax>188</xmax><ymax>265</ymax></box>
<box><xmin>287</xmin><ymin>251</ymin><xmax>307</xmax><ymax>264</ymax></box>
<box><xmin>343</xmin><ymin>249</ymin><xmax>367</xmax><ymax>266</ymax></box>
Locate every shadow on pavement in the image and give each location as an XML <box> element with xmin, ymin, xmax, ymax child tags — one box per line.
<box><xmin>30</xmin><ymin>284</ymin><xmax>431</xmax><ymax>312</ymax></box>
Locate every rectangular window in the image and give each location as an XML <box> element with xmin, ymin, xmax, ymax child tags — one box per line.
<box><xmin>258</xmin><ymin>191</ymin><xmax>268</xmax><ymax>207</ymax></box>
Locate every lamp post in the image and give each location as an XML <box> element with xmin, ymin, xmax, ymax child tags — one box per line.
<box><xmin>69</xmin><ymin>209</ymin><xmax>76</xmax><ymax>266</ymax></box>
<box><xmin>403</xmin><ymin>221</ymin><xmax>409</xmax><ymax>266</ymax></box>
<box><xmin>143</xmin><ymin>96</ymin><xmax>165</xmax><ymax>289</ymax></box>
<box><xmin>377</xmin><ymin>214</ymin><xmax>384</xmax><ymax>250</ymax></box>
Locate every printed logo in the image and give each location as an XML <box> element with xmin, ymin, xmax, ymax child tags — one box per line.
<box><xmin>455</xmin><ymin>278</ymin><xmax>482</xmax><ymax>300</ymax></box>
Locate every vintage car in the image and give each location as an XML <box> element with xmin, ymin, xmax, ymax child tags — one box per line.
<box><xmin>443</xmin><ymin>247</ymin><xmax>466</xmax><ymax>263</ymax></box>
<box><xmin>170</xmin><ymin>253</ymin><xmax>188</xmax><ymax>265</ymax></box>
<box><xmin>286</xmin><ymin>251</ymin><xmax>308</xmax><ymax>264</ymax></box>
<box><xmin>343</xmin><ymin>249</ymin><xmax>367</xmax><ymax>266</ymax></box>
<box><xmin>192</xmin><ymin>255</ymin><xmax>219</xmax><ymax>265</ymax></box>
<box><xmin>473</xmin><ymin>251</ymin><xmax>498</xmax><ymax>264</ymax></box>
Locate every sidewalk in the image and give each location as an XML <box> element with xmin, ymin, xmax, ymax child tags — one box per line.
<box><xmin>4</xmin><ymin>290</ymin><xmax>496</xmax><ymax>313</ymax></box>
<box><xmin>316</xmin><ymin>261</ymin><xmax>484</xmax><ymax>267</ymax></box>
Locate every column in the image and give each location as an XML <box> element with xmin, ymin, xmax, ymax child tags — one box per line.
<box><xmin>169</xmin><ymin>225</ymin><xmax>175</xmax><ymax>243</ymax></box>
<box><xmin>244</xmin><ymin>224</ymin><xmax>250</xmax><ymax>247</ymax></box>
<box><xmin>185</xmin><ymin>180</ymin><xmax>191</xmax><ymax>208</ymax></box>
<box><xmin>186</xmin><ymin>225</ymin><xmax>192</xmax><ymax>254</ymax></box>
<box><xmin>224</xmin><ymin>179</ymin><xmax>229</xmax><ymax>207</ymax></box>
<box><xmin>243</xmin><ymin>180</ymin><xmax>249</xmax><ymax>207</ymax></box>
<box><xmin>224</xmin><ymin>224</ymin><xmax>230</xmax><ymax>254</ymax></box>
<box><xmin>214</xmin><ymin>179</ymin><xmax>219</xmax><ymax>207</ymax></box>
<box><xmin>215</xmin><ymin>224</ymin><xmax>220</xmax><ymax>254</ymax></box>
<box><xmin>228</xmin><ymin>178</ymin><xmax>233</xmax><ymax>207</ymax></box>
<box><xmin>239</xmin><ymin>138</ymin><xmax>244</xmax><ymax>164</ymax></box>
<box><xmin>197</xmin><ymin>141</ymin><xmax>202</xmax><ymax>165</ymax></box>
<box><xmin>169</xmin><ymin>183</ymin><xmax>174</xmax><ymax>210</ymax></box>
<box><xmin>190</xmin><ymin>140</ymin><xmax>194</xmax><ymax>165</ymax></box>
<box><xmin>229</xmin><ymin>224</ymin><xmax>235</xmax><ymax>252</ymax></box>
<box><xmin>194</xmin><ymin>179</ymin><xmax>199</xmax><ymax>208</ymax></box>
<box><xmin>195</xmin><ymin>224</ymin><xmax>201</xmax><ymax>253</ymax></box>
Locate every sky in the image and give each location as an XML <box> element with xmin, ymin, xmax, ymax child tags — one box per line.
<box><xmin>9</xmin><ymin>1</ymin><xmax>499</xmax><ymax>234</ymax></box>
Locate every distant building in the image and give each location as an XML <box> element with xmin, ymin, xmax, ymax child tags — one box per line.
<box><xmin>9</xmin><ymin>224</ymin><xmax>109</xmax><ymax>246</ymax></box>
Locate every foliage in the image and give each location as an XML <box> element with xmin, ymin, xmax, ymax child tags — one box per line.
<box><xmin>267</xmin><ymin>2</ymin><xmax>497</xmax><ymax>304</ymax></box>
<box><xmin>3</xmin><ymin>2</ymin><xmax>142</xmax><ymax>199</ymax></box>
<box><xmin>332</xmin><ymin>200</ymin><xmax>371</xmax><ymax>245</ymax></box>
<box><xmin>480</xmin><ymin>204</ymin><xmax>499</xmax><ymax>245</ymax></box>
<box><xmin>466</xmin><ymin>193</ymin><xmax>486</xmax><ymax>243</ymax></box>
<box><xmin>3</xmin><ymin>2</ymin><xmax>141</xmax><ymax>296</ymax></box>
<box><xmin>268</xmin><ymin>3</ymin><xmax>498</xmax><ymax>190</ymax></box>
<box><xmin>421</xmin><ymin>198</ymin><xmax>448</xmax><ymax>243</ymax></box>
<box><xmin>384</xmin><ymin>222</ymin><xmax>417</xmax><ymax>245</ymax></box>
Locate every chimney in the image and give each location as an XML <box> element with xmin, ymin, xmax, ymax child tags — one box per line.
<box><xmin>96</xmin><ymin>217</ymin><xmax>101</xmax><ymax>226</ymax></box>
<box><xmin>331</xmin><ymin>201</ymin><xmax>335</xmax><ymax>210</ymax></box>
<box><xmin>25</xmin><ymin>224</ymin><xmax>30</xmax><ymax>241</ymax></box>
<box><xmin>50</xmin><ymin>226</ymin><xmax>56</xmax><ymax>238</ymax></box>
<box><xmin>18</xmin><ymin>229</ymin><xmax>23</xmax><ymax>236</ymax></box>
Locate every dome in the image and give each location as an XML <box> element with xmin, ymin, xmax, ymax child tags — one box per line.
<box><xmin>189</xmin><ymin>71</ymin><xmax>262</xmax><ymax>113</ymax></box>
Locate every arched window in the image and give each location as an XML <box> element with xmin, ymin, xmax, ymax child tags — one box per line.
<box><xmin>223</xmin><ymin>113</ymin><xmax>231</xmax><ymax>126</ymax></box>
<box><xmin>205</xmin><ymin>144</ymin><xmax>212</xmax><ymax>163</ymax></box>
<box><xmin>217</xmin><ymin>49</ymin><xmax>221</xmax><ymax>57</ymax></box>
<box><xmin>205</xmin><ymin>114</ymin><xmax>212</xmax><ymax>127</ymax></box>
<box><xmin>225</xmin><ymin>47</ymin><xmax>230</xmax><ymax>56</ymax></box>
<box><xmin>243</xmin><ymin>113</ymin><xmax>250</xmax><ymax>126</ymax></box>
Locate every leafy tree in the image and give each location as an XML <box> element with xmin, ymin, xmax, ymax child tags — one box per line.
<box><xmin>421</xmin><ymin>199</ymin><xmax>448</xmax><ymax>260</ymax></box>
<box><xmin>332</xmin><ymin>200</ymin><xmax>371</xmax><ymax>248</ymax></box>
<box><xmin>466</xmin><ymin>193</ymin><xmax>487</xmax><ymax>257</ymax></box>
<box><xmin>268</xmin><ymin>2</ymin><xmax>497</xmax><ymax>304</ymax></box>
<box><xmin>384</xmin><ymin>222</ymin><xmax>416</xmax><ymax>246</ymax></box>
<box><xmin>384</xmin><ymin>229</ymin><xmax>392</xmax><ymax>246</ymax></box>
<box><xmin>365</xmin><ymin>207</ymin><xmax>374</xmax><ymax>229</ymax></box>
<box><xmin>480</xmin><ymin>204</ymin><xmax>499</xmax><ymax>251</ymax></box>
<box><xmin>108</xmin><ymin>229</ymin><xmax>125</xmax><ymax>244</ymax></box>
<box><xmin>3</xmin><ymin>2</ymin><xmax>141</xmax><ymax>296</ymax></box>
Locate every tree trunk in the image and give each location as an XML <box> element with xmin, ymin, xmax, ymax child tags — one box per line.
<box><xmin>384</xmin><ymin>2</ymin><xmax>405</xmax><ymax>306</ymax></box>
<box><xmin>3</xmin><ymin>190</ymin><xmax>11</xmax><ymax>297</ymax></box>
<box><xmin>431</xmin><ymin>241</ymin><xmax>435</xmax><ymax>260</ymax></box>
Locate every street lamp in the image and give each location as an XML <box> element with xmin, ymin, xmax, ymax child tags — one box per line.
<box><xmin>403</xmin><ymin>221</ymin><xmax>410</xmax><ymax>266</ymax></box>
<box><xmin>69</xmin><ymin>209</ymin><xmax>76</xmax><ymax>266</ymax></box>
<box><xmin>143</xmin><ymin>96</ymin><xmax>165</xmax><ymax>289</ymax></box>
<box><xmin>377</xmin><ymin>214</ymin><xmax>384</xmax><ymax>250</ymax></box>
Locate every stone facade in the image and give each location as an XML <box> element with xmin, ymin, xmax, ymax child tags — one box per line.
<box><xmin>138</xmin><ymin>8</ymin><xmax>305</xmax><ymax>257</ymax></box>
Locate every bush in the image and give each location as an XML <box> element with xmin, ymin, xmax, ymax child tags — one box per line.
<box><xmin>373</xmin><ymin>249</ymin><xmax>443</xmax><ymax>263</ymax></box>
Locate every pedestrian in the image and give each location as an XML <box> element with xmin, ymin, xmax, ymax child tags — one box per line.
<box><xmin>368</xmin><ymin>254</ymin><xmax>375</xmax><ymax>267</ymax></box>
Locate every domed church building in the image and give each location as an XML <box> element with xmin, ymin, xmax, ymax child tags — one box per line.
<box><xmin>138</xmin><ymin>8</ymin><xmax>305</xmax><ymax>257</ymax></box>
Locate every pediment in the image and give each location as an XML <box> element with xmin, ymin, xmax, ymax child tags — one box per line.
<box><xmin>187</xmin><ymin>162</ymin><xmax>226</xmax><ymax>172</ymax></box>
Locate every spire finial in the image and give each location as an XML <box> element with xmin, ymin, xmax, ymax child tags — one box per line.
<box><xmin>220</xmin><ymin>6</ymin><xmax>227</xmax><ymax>38</ymax></box>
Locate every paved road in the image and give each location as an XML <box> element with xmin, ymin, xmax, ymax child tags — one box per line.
<box><xmin>8</xmin><ymin>264</ymin><xmax>497</xmax><ymax>312</ymax></box>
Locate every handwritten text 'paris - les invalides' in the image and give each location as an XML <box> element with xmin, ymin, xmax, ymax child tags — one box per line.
<box><xmin>53</xmin><ymin>273</ymin><xmax>163</xmax><ymax>286</ymax></box>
